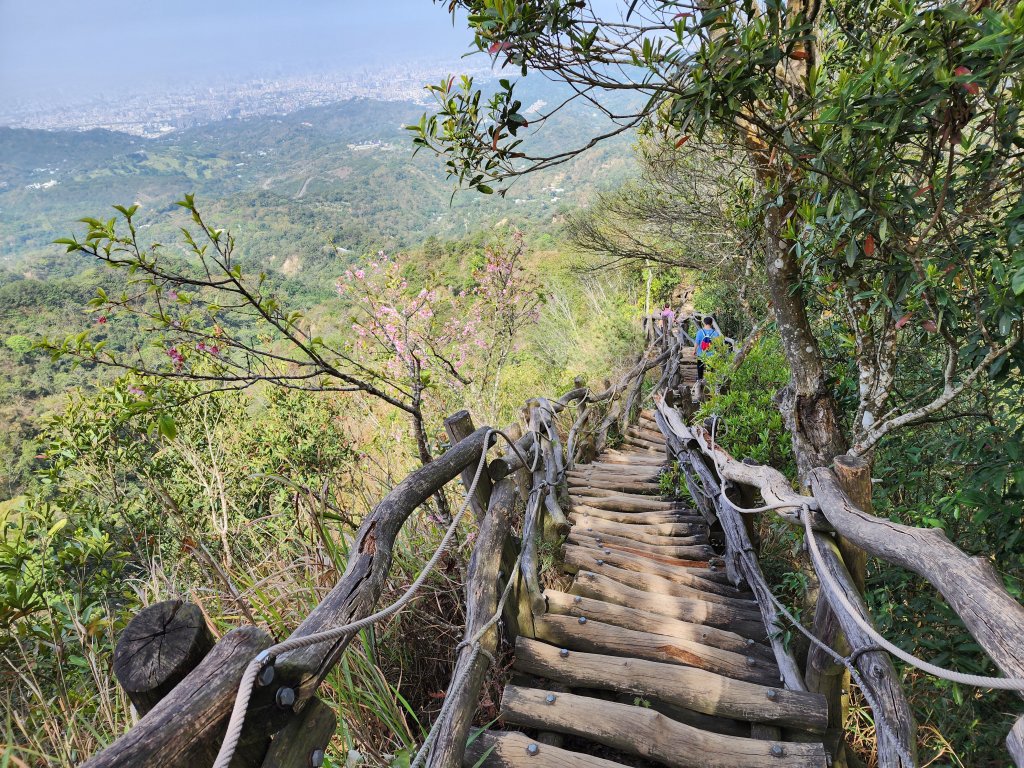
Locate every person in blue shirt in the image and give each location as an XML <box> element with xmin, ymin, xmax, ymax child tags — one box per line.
<box><xmin>694</xmin><ymin>316</ymin><xmax>720</xmax><ymax>380</ymax></box>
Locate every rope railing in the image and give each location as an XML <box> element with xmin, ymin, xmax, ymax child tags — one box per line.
<box><xmin>652</xmin><ymin>383</ymin><xmax>1024</xmax><ymax>767</ymax></box>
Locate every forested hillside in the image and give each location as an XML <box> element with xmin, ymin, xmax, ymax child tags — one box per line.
<box><xmin>4</xmin><ymin>1</ymin><xmax>1024</xmax><ymax>767</ymax></box>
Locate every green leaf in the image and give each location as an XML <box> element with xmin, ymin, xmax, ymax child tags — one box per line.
<box><xmin>158</xmin><ymin>414</ymin><xmax>178</xmax><ymax>440</ymax></box>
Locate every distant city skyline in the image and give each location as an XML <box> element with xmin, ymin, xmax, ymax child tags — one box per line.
<box><xmin>0</xmin><ymin>1</ymin><xmax>474</xmax><ymax>106</ymax></box>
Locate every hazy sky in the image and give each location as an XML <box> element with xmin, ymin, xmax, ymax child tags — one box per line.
<box><xmin>0</xmin><ymin>0</ymin><xmax>473</xmax><ymax>102</ymax></box>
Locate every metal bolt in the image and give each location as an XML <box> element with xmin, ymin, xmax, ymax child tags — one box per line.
<box><xmin>603</xmin><ymin>549</ymin><xmax>611</xmax><ymax>555</ymax></box>
<box><xmin>770</xmin><ymin>744</ymin><xmax>785</xmax><ymax>758</ymax></box>
<box><xmin>746</xmin><ymin>656</ymin><xmax>757</xmax><ymax>667</ymax></box>
<box><xmin>766</xmin><ymin>688</ymin><xmax>779</xmax><ymax>701</ymax></box>
<box><xmin>578</xmin><ymin>616</ymin><xmax>588</xmax><ymax>625</ymax></box>
<box><xmin>709</xmin><ymin>565</ymin><xmax>717</xmax><ymax>572</ymax></box>
<box><xmin>526</xmin><ymin>743</ymin><xmax>540</xmax><ymax>756</ymax></box>
<box><xmin>559</xmin><ymin>648</ymin><xmax>570</xmax><ymax>658</ymax></box>
<box><xmin>596</xmin><ymin>559</ymin><xmax>604</xmax><ymax>565</ymax></box>
<box><xmin>256</xmin><ymin>664</ymin><xmax>276</xmax><ymax>687</ymax></box>
<box><xmin>276</xmin><ymin>687</ymin><xmax>296</xmax><ymax>709</ymax></box>
<box><xmin>573</xmin><ymin>595</ymin><xmax>582</xmax><ymax>604</ymax></box>
<box><xmin>310</xmin><ymin>749</ymin><xmax>325</xmax><ymax>768</ymax></box>
<box><xmin>587</xmin><ymin>527</ymin><xmax>593</xmax><ymax>532</ymax></box>
<box><xmin>545</xmin><ymin>693</ymin><xmax>557</xmax><ymax>704</ymax></box>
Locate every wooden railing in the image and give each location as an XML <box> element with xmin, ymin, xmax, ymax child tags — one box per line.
<box><xmin>83</xmin><ymin>334</ymin><xmax>664</xmax><ymax>768</ymax></box>
<box><xmin>650</xmin><ymin>312</ymin><xmax>1024</xmax><ymax>767</ymax></box>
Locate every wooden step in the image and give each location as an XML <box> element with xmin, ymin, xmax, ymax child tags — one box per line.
<box><xmin>563</xmin><ymin>555</ymin><xmax>759</xmax><ymax>610</ymax></box>
<box><xmin>534</xmin><ymin>615</ymin><xmax>779</xmax><ymax>685</ymax></box>
<box><xmin>566</xmin><ymin>476</ymin><xmax>661</xmax><ymax>494</ymax></box>
<box><xmin>464</xmin><ymin>730</ymin><xmax>628</xmax><ymax>768</ymax></box>
<box><xmin>514</xmin><ymin>637</ymin><xmax>825</xmax><ymax>731</ymax></box>
<box><xmin>569</xmin><ymin>504</ymin><xmax>701</xmax><ymax>527</ymax></box>
<box><xmin>570</xmin><ymin>510</ymin><xmax>707</xmax><ymax>536</ymax></box>
<box><xmin>499</xmin><ymin>686</ymin><xmax>827</xmax><ymax>768</ymax></box>
<box><xmin>569</xmin><ymin>494</ymin><xmax>689</xmax><ymax>513</ymax></box>
<box><xmin>571</xmin><ymin>570</ymin><xmax>767</xmax><ymax>639</ymax></box>
<box><xmin>545</xmin><ymin>591</ymin><xmax>773</xmax><ymax>660</ymax></box>
<box><xmin>569</xmin><ymin>533</ymin><xmax>712</xmax><ymax>566</ymax></box>
<box><xmin>570</xmin><ymin>486</ymin><xmax>689</xmax><ymax>505</ymax></box>
<box><xmin>562</xmin><ymin>545</ymin><xmax>739</xmax><ymax>596</ymax></box>
<box><xmin>567</xmin><ymin>530</ymin><xmax>711</xmax><ymax>560</ymax></box>
<box><xmin>570</xmin><ymin>515</ymin><xmax>711</xmax><ymax>547</ymax></box>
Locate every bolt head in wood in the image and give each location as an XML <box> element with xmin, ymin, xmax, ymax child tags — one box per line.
<box><xmin>257</xmin><ymin>664</ymin><xmax>276</xmax><ymax>687</ymax></box>
<box><xmin>596</xmin><ymin>559</ymin><xmax>604</xmax><ymax>565</ymax></box>
<box><xmin>770</xmin><ymin>744</ymin><xmax>785</xmax><ymax>757</ymax></box>
<box><xmin>310</xmin><ymin>749</ymin><xmax>325</xmax><ymax>767</ymax></box>
<box><xmin>746</xmin><ymin>638</ymin><xmax>756</xmax><ymax>647</ymax></box>
<box><xmin>559</xmin><ymin>648</ymin><xmax>570</xmax><ymax>658</ymax></box>
<box><xmin>578</xmin><ymin>616</ymin><xmax>587</xmax><ymax>624</ymax></box>
<box><xmin>276</xmin><ymin>687</ymin><xmax>296</xmax><ymax>709</ymax></box>
<box><xmin>746</xmin><ymin>656</ymin><xmax>757</xmax><ymax>666</ymax></box>
<box><xmin>573</xmin><ymin>595</ymin><xmax>582</xmax><ymax>604</ymax></box>
<box><xmin>545</xmin><ymin>693</ymin><xmax>557</xmax><ymax>704</ymax></box>
<box><xmin>766</xmin><ymin>688</ymin><xmax>778</xmax><ymax>700</ymax></box>
<box><xmin>526</xmin><ymin>743</ymin><xmax>540</xmax><ymax>756</ymax></box>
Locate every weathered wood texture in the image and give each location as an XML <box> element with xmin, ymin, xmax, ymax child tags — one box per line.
<box><xmin>571</xmin><ymin>569</ymin><xmax>767</xmax><ymax>639</ymax></box>
<box><xmin>259</xmin><ymin>698</ymin><xmax>336</xmax><ymax>768</ymax></box>
<box><xmin>534</xmin><ymin>614</ymin><xmax>779</xmax><ymax>685</ymax></box>
<box><xmin>445</xmin><ymin>410</ymin><xmax>492</xmax><ymax>520</ymax></box>
<box><xmin>499</xmin><ymin>686</ymin><xmax>828</xmax><ymax>768</ymax></box>
<box><xmin>1009</xmin><ymin>716</ymin><xmax>1024</xmax><ymax>768</ymax></box>
<box><xmin>514</xmin><ymin>637</ymin><xmax>826</xmax><ymax>731</ymax></box>
<box><xmin>544</xmin><ymin>590</ymin><xmax>772</xmax><ymax>659</ymax></box>
<box><xmin>463</xmin><ymin>730</ymin><xmax>624</xmax><ymax>768</ymax></box>
<box><xmin>277</xmin><ymin>426</ymin><xmax>496</xmax><ymax>701</ymax></box>
<box><xmin>113</xmin><ymin>599</ymin><xmax>216</xmax><ymax>716</ymax></box>
<box><xmin>83</xmin><ymin>626</ymin><xmax>274</xmax><ymax>768</ymax></box>
<box><xmin>810</xmin><ymin>464</ymin><xmax>1024</xmax><ymax>692</ymax></box>
<box><xmin>427</xmin><ymin>479</ymin><xmax>518</xmax><ymax>768</ymax></box>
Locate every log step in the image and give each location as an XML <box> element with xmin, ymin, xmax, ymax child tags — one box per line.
<box><xmin>464</xmin><ymin>730</ymin><xmax>629</xmax><ymax>768</ymax></box>
<box><xmin>514</xmin><ymin>637</ymin><xmax>825</xmax><ymax>731</ymax></box>
<box><xmin>498</xmin><ymin>686</ymin><xmax>828</xmax><ymax>768</ymax></box>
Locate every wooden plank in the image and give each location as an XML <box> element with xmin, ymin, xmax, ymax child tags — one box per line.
<box><xmin>514</xmin><ymin>637</ymin><xmax>825</xmax><ymax>731</ymax></box>
<box><xmin>569</xmin><ymin>534</ymin><xmax>714</xmax><ymax>569</ymax></box>
<box><xmin>561</xmin><ymin>545</ymin><xmax>740</xmax><ymax>597</ymax></box>
<box><xmin>567</xmin><ymin>558</ymin><xmax>760</xmax><ymax>612</ymax></box>
<box><xmin>570</xmin><ymin>494</ymin><xmax>688</xmax><ymax>513</ymax></box>
<box><xmin>545</xmin><ymin>590</ymin><xmax>773</xmax><ymax>660</ymax></box>
<box><xmin>499</xmin><ymin>686</ymin><xmax>827</xmax><ymax>768</ymax></box>
<box><xmin>565</xmin><ymin>477</ymin><xmax>662</xmax><ymax>494</ymax></box>
<box><xmin>534</xmin><ymin>614</ymin><xmax>779</xmax><ymax>685</ymax></box>
<box><xmin>569</xmin><ymin>503</ymin><xmax>701</xmax><ymax>527</ymax></box>
<box><xmin>570</xmin><ymin>514</ymin><xmax>708</xmax><ymax>543</ymax></box>
<box><xmin>567</xmin><ymin>529</ymin><xmax>710</xmax><ymax>559</ymax></box>
<box><xmin>82</xmin><ymin>626</ymin><xmax>275</xmax><ymax>768</ymax></box>
<box><xmin>463</xmin><ymin>730</ymin><xmax>627</xmax><ymax>768</ymax></box>
<box><xmin>1008</xmin><ymin>715</ymin><xmax>1024</xmax><ymax>768</ymax></box>
<box><xmin>571</xmin><ymin>570</ymin><xmax>767</xmax><ymax>639</ymax></box>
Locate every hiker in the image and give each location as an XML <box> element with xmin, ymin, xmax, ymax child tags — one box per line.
<box><xmin>694</xmin><ymin>316</ymin><xmax>720</xmax><ymax>380</ymax></box>
<box><xmin>660</xmin><ymin>304</ymin><xmax>675</xmax><ymax>323</ymax></box>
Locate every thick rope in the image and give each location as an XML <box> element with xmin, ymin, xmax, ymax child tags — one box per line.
<box><xmin>212</xmin><ymin>427</ymin><xmax>529</xmax><ymax>768</ymax></box>
<box><xmin>801</xmin><ymin>506</ymin><xmax>1024</xmax><ymax>691</ymax></box>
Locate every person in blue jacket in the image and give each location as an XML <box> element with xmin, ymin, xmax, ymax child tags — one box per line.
<box><xmin>694</xmin><ymin>316</ymin><xmax>720</xmax><ymax>380</ymax></box>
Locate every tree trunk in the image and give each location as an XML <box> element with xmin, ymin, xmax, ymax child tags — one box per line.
<box><xmin>763</xmin><ymin>203</ymin><xmax>848</xmax><ymax>482</ymax></box>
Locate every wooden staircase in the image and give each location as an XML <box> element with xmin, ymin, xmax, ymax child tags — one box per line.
<box><xmin>466</xmin><ymin>411</ymin><xmax>829</xmax><ymax>768</ymax></box>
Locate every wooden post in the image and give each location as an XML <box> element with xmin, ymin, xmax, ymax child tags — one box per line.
<box><xmin>83</xmin><ymin>626</ymin><xmax>275</xmax><ymax>768</ymax></box>
<box><xmin>805</xmin><ymin>454</ymin><xmax>872</xmax><ymax>766</ymax></box>
<box><xmin>260</xmin><ymin>698</ymin><xmax>337</xmax><ymax>768</ymax></box>
<box><xmin>113</xmin><ymin>600</ymin><xmax>216</xmax><ymax>716</ymax></box>
<box><xmin>445</xmin><ymin>410</ymin><xmax>492</xmax><ymax>521</ymax></box>
<box><xmin>425</xmin><ymin>479</ymin><xmax>518</xmax><ymax>768</ymax></box>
